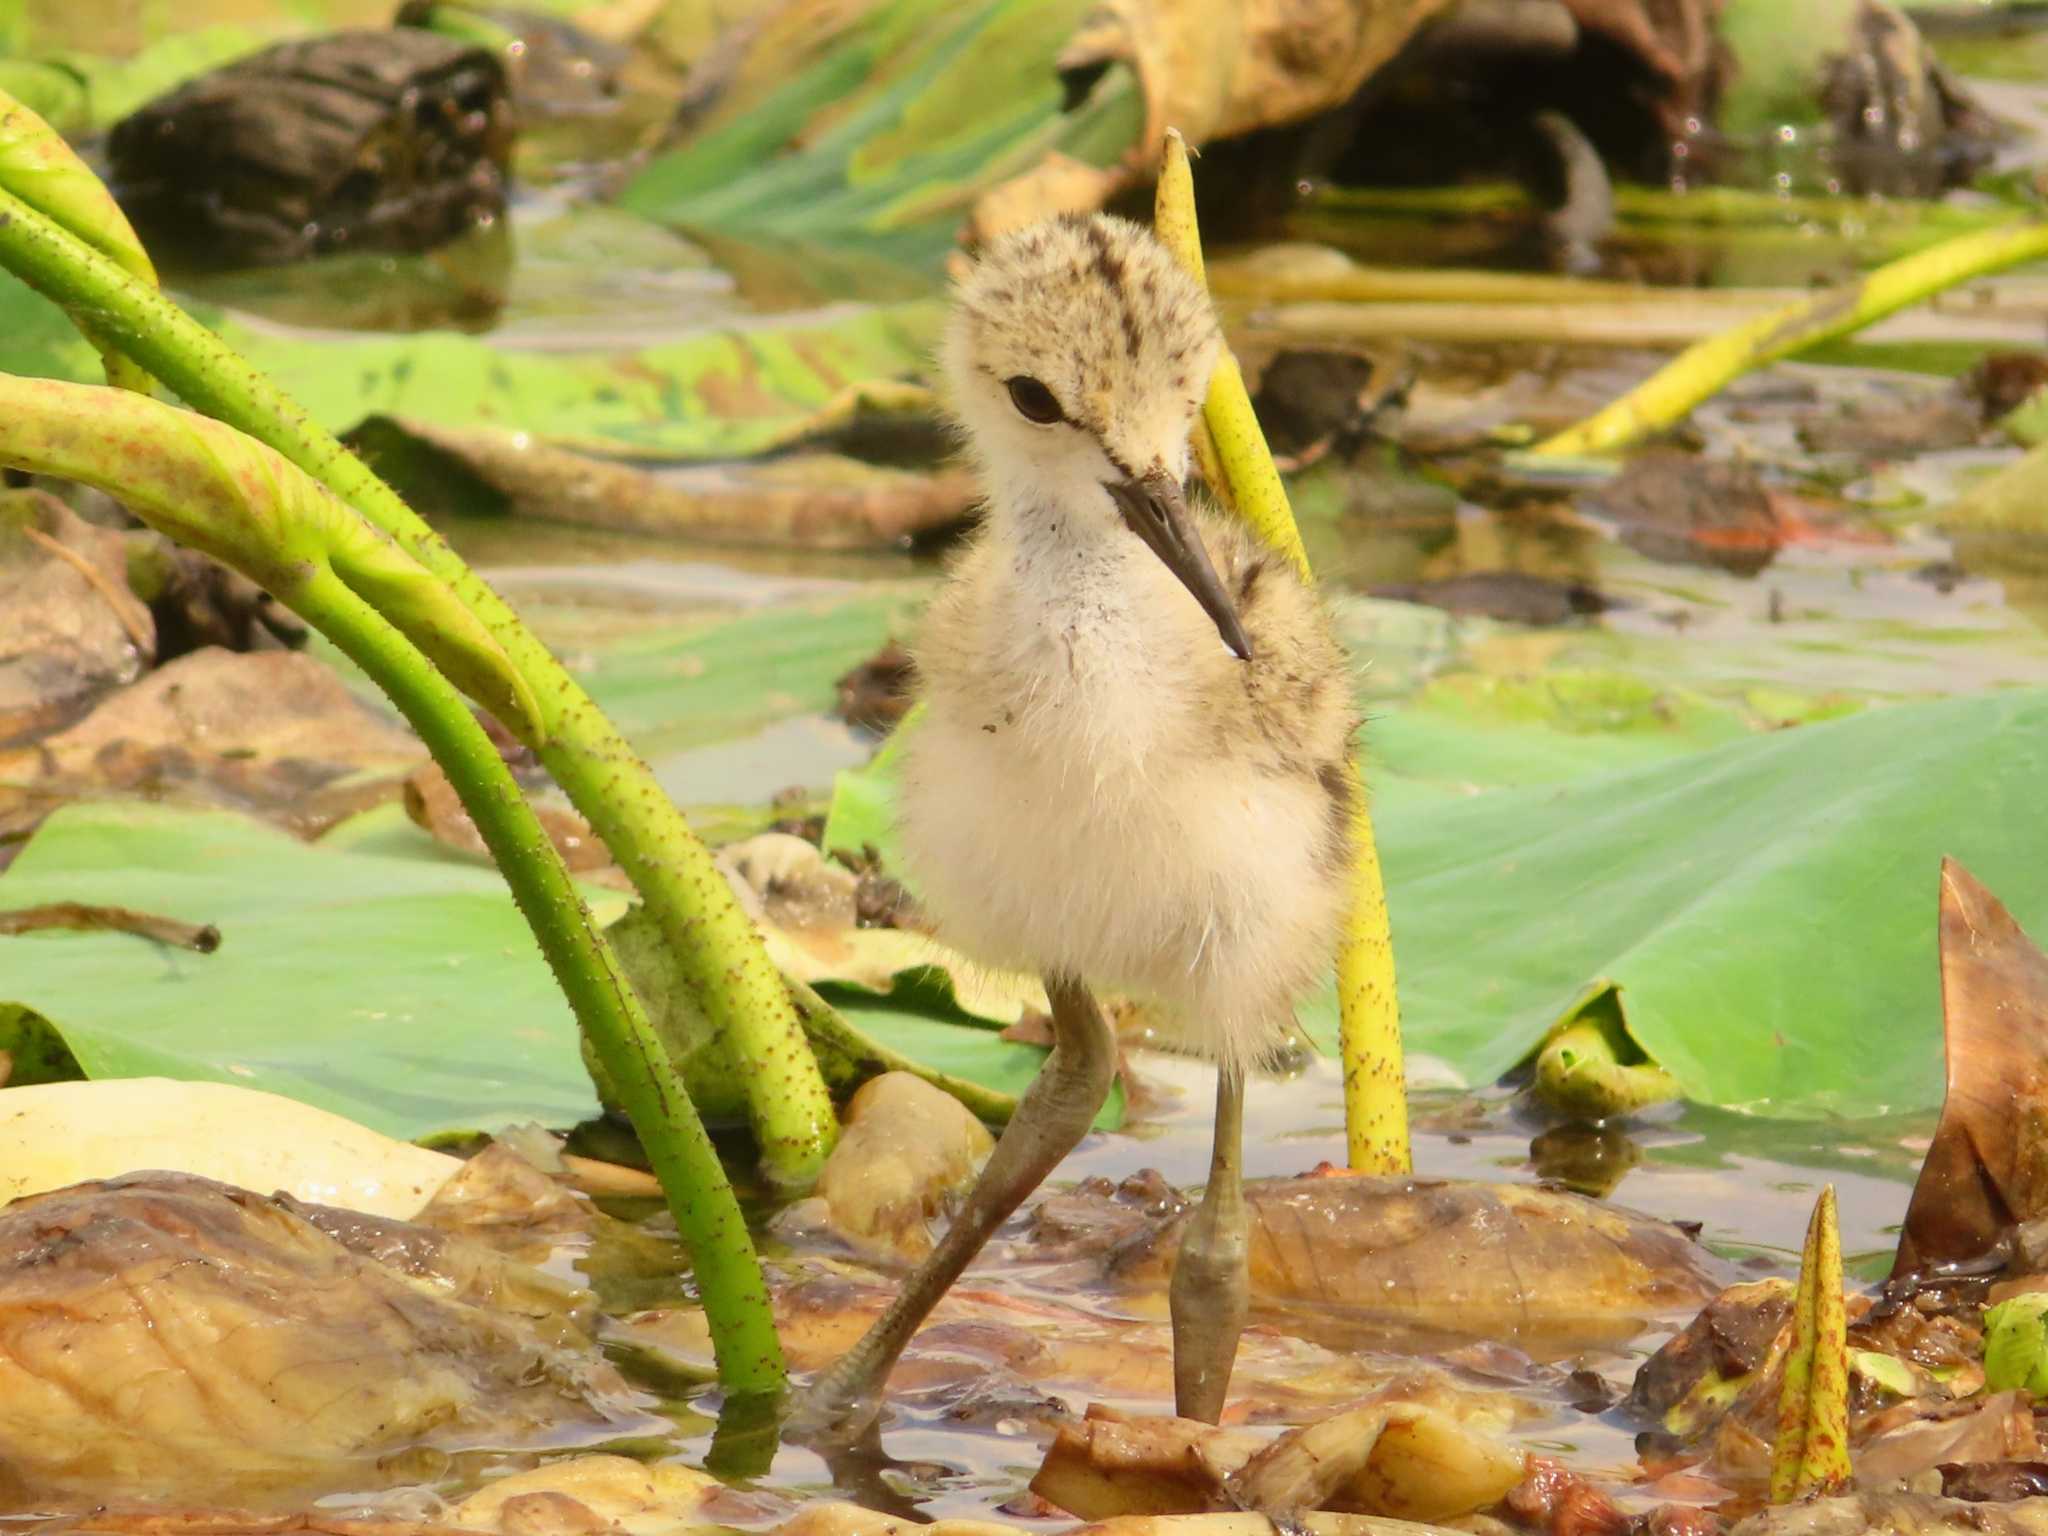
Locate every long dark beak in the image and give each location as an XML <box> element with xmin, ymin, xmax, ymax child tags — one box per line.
<box><xmin>1104</xmin><ymin>469</ymin><xmax>1252</xmax><ymax>661</ymax></box>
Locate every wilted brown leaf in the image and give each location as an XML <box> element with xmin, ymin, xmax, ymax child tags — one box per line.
<box><xmin>1059</xmin><ymin>0</ymin><xmax>1455</xmax><ymax>178</ymax></box>
<box><xmin>975</xmin><ymin>0</ymin><xmax>1455</xmax><ymax>240</ymax></box>
<box><xmin>0</xmin><ymin>1173</ymin><xmax>659</xmax><ymax>1506</ymax></box>
<box><xmin>1855</xmin><ymin>1390</ymin><xmax>2039</xmax><ymax>1489</ymax></box>
<box><xmin>1113</xmin><ymin>1173</ymin><xmax>1724</xmax><ymax>1359</ymax></box>
<box><xmin>1889</xmin><ymin>859</ymin><xmax>2048</xmax><ymax>1283</ymax></box>
<box><xmin>1032</xmin><ymin>1397</ymin><xmax>1526</xmax><ymax>1523</ymax></box>
<box><xmin>28</xmin><ymin>649</ymin><xmax>421</xmax><ymax>776</ymax></box>
<box><xmin>1033</xmin><ymin>1406</ymin><xmax>1264</xmax><ymax>1518</ymax></box>
<box><xmin>34</xmin><ymin>1514</ymin><xmax>473</xmax><ymax>1536</ymax></box>
<box><xmin>359</xmin><ymin>418</ymin><xmax>972</xmax><ymax>549</ymax></box>
<box><xmin>1231</xmin><ymin>1399</ymin><xmax>1526</xmax><ymax>1521</ymax></box>
<box><xmin>403</xmin><ymin>763</ymin><xmax>615</xmax><ymax>873</ymax></box>
<box><xmin>1628</xmin><ymin>1278</ymin><xmax>1796</xmax><ymax>1426</ymax></box>
<box><xmin>0</xmin><ymin>490</ymin><xmax>153</xmax><ymax>744</ymax></box>
<box><xmin>621</xmin><ymin>1282</ymin><xmax>1526</xmax><ymax>1427</ymax></box>
<box><xmin>0</xmin><ymin>650</ymin><xmax>426</xmax><ymax>854</ymax></box>
<box><xmin>1728</xmin><ymin>1493</ymin><xmax>2048</xmax><ymax>1536</ymax></box>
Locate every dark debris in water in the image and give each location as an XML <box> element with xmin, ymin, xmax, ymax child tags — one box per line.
<box><xmin>1371</xmin><ymin>571</ymin><xmax>1617</xmax><ymax>626</ymax></box>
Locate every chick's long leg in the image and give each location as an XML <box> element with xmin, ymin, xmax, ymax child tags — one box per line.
<box><xmin>788</xmin><ymin>973</ymin><xmax>1117</xmax><ymax>1445</ymax></box>
<box><xmin>1172</xmin><ymin>1064</ymin><xmax>1248</xmax><ymax>1423</ymax></box>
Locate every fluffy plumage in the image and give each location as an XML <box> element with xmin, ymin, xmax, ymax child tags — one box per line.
<box><xmin>898</xmin><ymin>213</ymin><xmax>1359</xmax><ymax>1078</ymax></box>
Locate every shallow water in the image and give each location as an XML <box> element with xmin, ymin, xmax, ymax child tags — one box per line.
<box><xmin>63</xmin><ymin>17</ymin><xmax>2048</xmax><ymax>1516</ymax></box>
<box><xmin>567</xmin><ymin>1053</ymin><xmax>1933</xmax><ymax>1522</ymax></box>
<box><xmin>385</xmin><ymin>243</ymin><xmax>2048</xmax><ymax>1524</ymax></box>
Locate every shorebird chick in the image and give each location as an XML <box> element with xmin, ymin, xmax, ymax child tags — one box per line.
<box><xmin>793</xmin><ymin>213</ymin><xmax>1358</xmax><ymax>1441</ymax></box>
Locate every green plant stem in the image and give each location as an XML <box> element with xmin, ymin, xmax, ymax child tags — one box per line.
<box><xmin>305</xmin><ymin>564</ymin><xmax>785</xmax><ymax>1393</ymax></box>
<box><xmin>0</xmin><ymin>372</ymin><xmax>785</xmax><ymax>1392</ymax></box>
<box><xmin>0</xmin><ymin>180</ymin><xmax>839</xmax><ymax>1187</ymax></box>
<box><xmin>0</xmin><ymin>93</ymin><xmax>154</xmax><ymax>392</ymax></box>
<box><xmin>1532</xmin><ymin>221</ymin><xmax>2048</xmax><ymax>457</ymax></box>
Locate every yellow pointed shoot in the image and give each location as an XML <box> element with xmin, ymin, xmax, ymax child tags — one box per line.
<box><xmin>1772</xmin><ymin>1184</ymin><xmax>1851</xmax><ymax>1503</ymax></box>
<box><xmin>1155</xmin><ymin>128</ymin><xmax>1407</xmax><ymax>1173</ymax></box>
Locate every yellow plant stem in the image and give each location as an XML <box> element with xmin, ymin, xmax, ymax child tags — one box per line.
<box><xmin>1208</xmin><ymin>254</ymin><xmax>1787</xmax><ymax>308</ymax></box>
<box><xmin>1156</xmin><ymin>128</ymin><xmax>1407</xmax><ymax>1173</ymax></box>
<box><xmin>1534</xmin><ymin>221</ymin><xmax>2048</xmax><ymax>458</ymax></box>
<box><xmin>1772</xmin><ymin>1184</ymin><xmax>1850</xmax><ymax>1503</ymax></box>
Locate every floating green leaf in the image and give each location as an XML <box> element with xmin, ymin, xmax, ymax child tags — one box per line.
<box><xmin>569</xmin><ymin>590</ymin><xmax>919</xmax><ymax>758</ymax></box>
<box><xmin>0</xmin><ymin>801</ymin><xmax>614</xmax><ymax>1139</ymax></box>
<box><xmin>1531</xmin><ymin>992</ymin><xmax>1682</xmax><ymax>1119</ymax></box>
<box><xmin>833</xmin><ymin>685</ymin><xmax>2048</xmax><ymax>1116</ymax></box>
<box><xmin>0</xmin><ymin>264</ymin><xmax>944</xmax><ymax>461</ymax></box>
<box><xmin>0</xmin><ymin>799</ymin><xmax>1089</xmax><ymax>1138</ymax></box>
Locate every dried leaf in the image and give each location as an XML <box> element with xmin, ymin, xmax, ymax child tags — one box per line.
<box><xmin>0</xmin><ymin>490</ymin><xmax>153</xmax><ymax>742</ymax></box>
<box><xmin>403</xmin><ymin>762</ymin><xmax>614</xmax><ymax>873</ymax></box>
<box><xmin>1854</xmin><ymin>1389</ymin><xmax>2038</xmax><ymax>1486</ymax></box>
<box><xmin>357</xmin><ymin>418</ymin><xmax>973</xmax><ymax>550</ymax></box>
<box><xmin>0</xmin><ymin>1078</ymin><xmax>459</xmax><ymax>1218</ymax></box>
<box><xmin>1890</xmin><ymin>860</ymin><xmax>2048</xmax><ymax>1283</ymax></box>
<box><xmin>0</xmin><ymin>1172</ymin><xmax>657</xmax><ymax>1503</ymax></box>
<box><xmin>1032</xmin><ymin>1398</ymin><xmax>1524</xmax><ymax>1524</ymax></box>
<box><xmin>1053</xmin><ymin>0</ymin><xmax>1455</xmax><ymax>185</ymax></box>
<box><xmin>781</xmin><ymin>1071</ymin><xmax>994</xmax><ymax>1263</ymax></box>
<box><xmin>1230</xmin><ymin>1400</ymin><xmax>1526</xmax><ymax>1521</ymax></box>
<box><xmin>1114</xmin><ymin>1173</ymin><xmax>1723</xmax><ymax>1359</ymax></box>
<box><xmin>1031</xmin><ymin>1406</ymin><xmax>1273</xmax><ymax>1518</ymax></box>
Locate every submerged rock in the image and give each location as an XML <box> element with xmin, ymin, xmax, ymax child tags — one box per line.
<box><xmin>776</xmin><ymin>1071</ymin><xmax>994</xmax><ymax>1263</ymax></box>
<box><xmin>1371</xmin><ymin>571</ymin><xmax>1614</xmax><ymax>627</ymax></box>
<box><xmin>0</xmin><ymin>1173</ymin><xmax>659</xmax><ymax>1507</ymax></box>
<box><xmin>108</xmin><ymin>30</ymin><xmax>513</xmax><ymax>269</ymax></box>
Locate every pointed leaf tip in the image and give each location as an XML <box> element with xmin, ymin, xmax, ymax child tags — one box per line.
<box><xmin>1772</xmin><ymin>1183</ymin><xmax>1850</xmax><ymax>1503</ymax></box>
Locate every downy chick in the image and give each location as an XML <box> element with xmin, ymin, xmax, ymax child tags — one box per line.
<box><xmin>793</xmin><ymin>212</ymin><xmax>1358</xmax><ymax>1443</ymax></box>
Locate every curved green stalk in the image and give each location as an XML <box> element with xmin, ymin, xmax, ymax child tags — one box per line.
<box><xmin>1533</xmin><ymin>221</ymin><xmax>2048</xmax><ymax>458</ymax></box>
<box><xmin>0</xmin><ymin>372</ymin><xmax>786</xmax><ymax>1393</ymax></box>
<box><xmin>0</xmin><ymin>93</ymin><xmax>154</xmax><ymax>392</ymax></box>
<box><xmin>0</xmin><ymin>152</ymin><xmax>839</xmax><ymax>1186</ymax></box>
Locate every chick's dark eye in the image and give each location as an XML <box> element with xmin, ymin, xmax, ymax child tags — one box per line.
<box><xmin>1005</xmin><ymin>375</ymin><xmax>1064</xmax><ymax>425</ymax></box>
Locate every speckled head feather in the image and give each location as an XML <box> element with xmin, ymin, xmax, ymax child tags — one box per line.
<box><xmin>904</xmin><ymin>213</ymin><xmax>1358</xmax><ymax>1084</ymax></box>
<box><xmin>942</xmin><ymin>213</ymin><xmax>1222</xmax><ymax>510</ymax></box>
